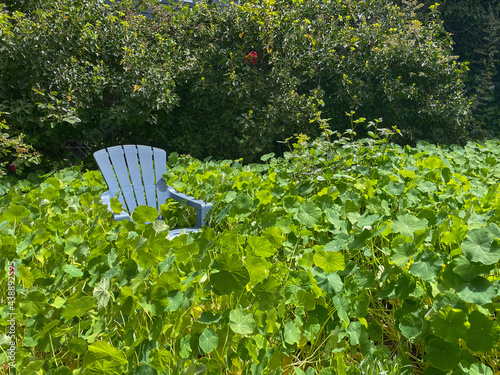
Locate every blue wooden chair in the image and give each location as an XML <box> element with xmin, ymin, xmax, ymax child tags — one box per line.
<box><xmin>94</xmin><ymin>145</ymin><xmax>212</xmax><ymax>237</ymax></box>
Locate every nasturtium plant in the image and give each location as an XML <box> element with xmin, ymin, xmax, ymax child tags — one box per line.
<box><xmin>1</xmin><ymin>134</ymin><xmax>500</xmax><ymax>373</ymax></box>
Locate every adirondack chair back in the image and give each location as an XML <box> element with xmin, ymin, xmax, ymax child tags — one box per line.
<box><xmin>94</xmin><ymin>145</ymin><xmax>168</xmax><ymax>217</ymax></box>
<box><xmin>94</xmin><ymin>145</ymin><xmax>212</xmax><ymax>232</ymax></box>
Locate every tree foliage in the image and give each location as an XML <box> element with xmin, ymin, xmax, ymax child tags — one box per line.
<box><xmin>0</xmin><ymin>0</ymin><xmax>471</xmax><ymax>161</ymax></box>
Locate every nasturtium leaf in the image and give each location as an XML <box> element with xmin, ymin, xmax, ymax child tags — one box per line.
<box><xmin>229</xmin><ymin>309</ymin><xmax>255</xmax><ymax>335</ymax></box>
<box><xmin>409</xmin><ymin>250</ymin><xmax>443</xmax><ymax>281</ymax></box>
<box><xmin>333</xmin><ymin>294</ymin><xmax>351</xmax><ymax>324</ymax></box>
<box><xmin>452</xmin><ymin>256</ymin><xmax>494</xmax><ymax>281</ymax></box>
<box><xmin>198</xmin><ymin>311</ymin><xmax>222</xmax><ymax>325</ymax></box>
<box><xmin>210</xmin><ymin>253</ymin><xmax>250</xmax><ymax>295</ymax></box>
<box><xmin>253</xmin><ymin>275</ymin><xmax>283</xmax><ymax>310</ymax></box>
<box><xmin>69</xmin><ymin>337</ymin><xmax>88</xmax><ymax>355</ymax></box>
<box><xmin>469</xmin><ymin>364</ymin><xmax>494</xmax><ymax>375</ymax></box>
<box><xmin>430</xmin><ymin>306</ymin><xmax>469</xmax><ymax>343</ymax></box>
<box><xmin>313</xmin><ymin>249</ymin><xmax>345</xmax><ymax>273</ymax></box>
<box><xmin>199</xmin><ymin>328</ymin><xmax>218</xmax><ymax>354</ymax></box>
<box><xmin>63</xmin><ymin>264</ymin><xmax>84</xmax><ymax>278</ymax></box>
<box><xmin>417</xmin><ymin>180</ymin><xmax>437</xmax><ymax>194</ymax></box>
<box><xmin>131</xmin><ymin>205</ymin><xmax>160</xmax><ymax>224</ymax></box>
<box><xmin>179</xmin><ymin>335</ymin><xmax>192</xmax><ymax>359</ymax></box>
<box><xmin>464</xmin><ymin>310</ymin><xmax>500</xmax><ymax>352</ymax></box>
<box><xmin>110</xmin><ymin>198</ymin><xmax>123</xmax><ymax>214</ymax></box>
<box><xmin>456</xmin><ymin>276</ymin><xmax>497</xmax><ymax>305</ymax></box>
<box><xmin>18</xmin><ymin>264</ymin><xmax>34</xmax><ymax>288</ymax></box>
<box><xmin>54</xmin><ymin>366</ymin><xmax>72</xmax><ymax>375</ymax></box>
<box><xmin>425</xmin><ymin>336</ymin><xmax>461</xmax><ymax>372</ymax></box>
<box><xmin>93</xmin><ymin>278</ymin><xmax>111</xmax><ymax>309</ymax></box>
<box><xmin>244</xmin><ymin>255</ymin><xmax>269</xmax><ymax>285</ymax></box>
<box><xmin>3</xmin><ymin>204</ymin><xmax>29</xmax><ymax>222</ymax></box>
<box><xmin>390</xmin><ymin>242</ymin><xmax>417</xmax><ymax>267</ymax></box>
<box><xmin>156</xmin><ymin>270</ymin><xmax>181</xmax><ymax>292</ymax></box>
<box><xmin>233</xmin><ymin>194</ymin><xmax>253</xmax><ymax>214</ymax></box>
<box><xmin>0</xmin><ymin>234</ymin><xmax>16</xmax><ymax>260</ymax></box>
<box><xmin>394</xmin><ymin>273</ymin><xmax>416</xmax><ymax>300</ymax></box>
<box><xmin>461</xmin><ymin>228</ymin><xmax>500</xmax><ymax>265</ymax></box>
<box><xmin>82</xmin><ymin>341</ymin><xmax>128</xmax><ymax>375</ymax></box>
<box><xmin>315</xmin><ymin>272</ymin><xmax>344</xmax><ymax>298</ymax></box>
<box><xmin>296</xmin><ymin>290</ymin><xmax>316</xmax><ymax>311</ymax></box>
<box><xmin>247</xmin><ymin>235</ymin><xmax>276</xmax><ymax>257</ymax></box>
<box><xmin>392</xmin><ymin>214</ymin><xmax>428</xmax><ymax>237</ymax></box>
<box><xmin>130</xmin><ymin>364</ymin><xmax>158</xmax><ymax>375</ymax></box>
<box><xmin>284</xmin><ymin>320</ymin><xmax>301</xmax><ymax>345</ymax></box>
<box><xmin>295</xmin><ymin>201</ymin><xmax>322</xmax><ymax>228</ymax></box>
<box><xmin>62</xmin><ymin>296</ymin><xmax>97</xmax><ymax>320</ymax></box>
<box><xmin>347</xmin><ymin>321</ymin><xmax>369</xmax><ymax>345</ymax></box>
<box><xmin>20</xmin><ymin>290</ymin><xmax>48</xmax><ymax>316</ymax></box>
<box><xmin>384</xmin><ymin>181</ymin><xmax>405</xmax><ymax>196</ymax></box>
<box><xmin>423</xmin><ymin>156</ymin><xmax>446</xmax><ymax>170</ymax></box>
<box><xmin>262</xmin><ymin>226</ymin><xmax>285</xmax><ymax>248</ymax></box>
<box><xmin>399</xmin><ymin>312</ymin><xmax>424</xmax><ymax>340</ymax></box>
<box><xmin>256</xmin><ymin>189</ymin><xmax>272</xmax><ymax>205</ymax></box>
<box><xmin>283</xmin><ymin>196</ymin><xmax>300</xmax><ymax>213</ymax></box>
<box><xmin>150</xmin><ymin>285</ymin><xmax>170</xmax><ymax>315</ymax></box>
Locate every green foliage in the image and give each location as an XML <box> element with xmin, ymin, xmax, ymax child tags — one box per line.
<box><xmin>1</xmin><ymin>126</ymin><xmax>500</xmax><ymax>373</ymax></box>
<box><xmin>412</xmin><ymin>0</ymin><xmax>500</xmax><ymax>138</ymax></box>
<box><xmin>0</xmin><ymin>0</ymin><xmax>180</xmax><ymax>156</ymax></box>
<box><xmin>0</xmin><ymin>114</ymin><xmax>40</xmax><ymax>178</ymax></box>
<box><xmin>0</xmin><ymin>0</ymin><xmax>470</xmax><ymax>162</ymax></box>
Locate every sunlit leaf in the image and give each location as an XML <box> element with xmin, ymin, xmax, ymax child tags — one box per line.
<box><xmin>229</xmin><ymin>309</ymin><xmax>255</xmax><ymax>335</ymax></box>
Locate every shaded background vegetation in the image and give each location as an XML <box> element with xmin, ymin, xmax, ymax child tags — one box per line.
<box><xmin>0</xmin><ymin>0</ymin><xmax>498</xmax><ymax>172</ymax></box>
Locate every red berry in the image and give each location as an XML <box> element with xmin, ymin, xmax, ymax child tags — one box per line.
<box><xmin>9</xmin><ymin>164</ymin><xmax>16</xmax><ymax>172</ymax></box>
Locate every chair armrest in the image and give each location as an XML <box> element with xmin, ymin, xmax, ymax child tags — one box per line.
<box><xmin>166</xmin><ymin>186</ymin><xmax>212</xmax><ymax>228</ymax></box>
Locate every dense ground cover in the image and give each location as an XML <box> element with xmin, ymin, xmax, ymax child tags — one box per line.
<box><xmin>1</xmin><ymin>128</ymin><xmax>500</xmax><ymax>374</ymax></box>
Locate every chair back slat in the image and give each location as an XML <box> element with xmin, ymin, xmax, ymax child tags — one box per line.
<box><xmin>107</xmin><ymin>147</ymin><xmax>138</xmax><ymax>213</ymax></box>
<box><xmin>137</xmin><ymin>146</ymin><xmax>157</xmax><ymax>208</ymax></box>
<box><xmin>153</xmin><ymin>147</ymin><xmax>168</xmax><ymax>208</ymax></box>
<box><xmin>93</xmin><ymin>148</ymin><xmax>127</xmax><ymax>208</ymax></box>
<box><xmin>123</xmin><ymin>145</ymin><xmax>147</xmax><ymax>207</ymax></box>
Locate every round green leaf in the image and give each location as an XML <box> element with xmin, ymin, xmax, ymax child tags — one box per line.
<box><xmin>461</xmin><ymin>228</ymin><xmax>500</xmax><ymax>265</ymax></box>
<box><xmin>425</xmin><ymin>337</ymin><xmax>460</xmax><ymax>372</ymax></box>
<box><xmin>131</xmin><ymin>205</ymin><xmax>160</xmax><ymax>224</ymax></box>
<box><xmin>63</xmin><ymin>264</ymin><xmax>84</xmax><ymax>278</ymax></box>
<box><xmin>82</xmin><ymin>341</ymin><xmax>128</xmax><ymax>375</ymax></box>
<box><xmin>399</xmin><ymin>312</ymin><xmax>424</xmax><ymax>340</ymax></box>
<box><xmin>69</xmin><ymin>337</ymin><xmax>88</xmax><ymax>355</ymax></box>
<box><xmin>313</xmin><ymin>249</ymin><xmax>345</xmax><ymax>273</ymax></box>
<box><xmin>229</xmin><ymin>309</ymin><xmax>255</xmax><ymax>335</ymax></box>
<box><xmin>3</xmin><ymin>204</ymin><xmax>29</xmax><ymax>222</ymax></box>
<box><xmin>430</xmin><ymin>306</ymin><xmax>469</xmax><ymax>343</ymax></box>
<box><xmin>469</xmin><ymin>363</ymin><xmax>494</xmax><ymax>375</ymax></box>
<box><xmin>295</xmin><ymin>201</ymin><xmax>322</xmax><ymax>228</ymax></box>
<box><xmin>210</xmin><ymin>253</ymin><xmax>250</xmax><ymax>295</ymax></box>
<box><xmin>199</xmin><ymin>328</ymin><xmax>218</xmax><ymax>354</ymax></box>
<box><xmin>20</xmin><ymin>290</ymin><xmax>48</xmax><ymax>316</ymax></box>
<box><xmin>247</xmin><ymin>235</ymin><xmax>276</xmax><ymax>257</ymax></box>
<box><xmin>233</xmin><ymin>194</ymin><xmax>253</xmax><ymax>215</ymax></box>
<box><xmin>392</xmin><ymin>214</ymin><xmax>428</xmax><ymax>237</ymax></box>
<box><xmin>284</xmin><ymin>320</ymin><xmax>301</xmax><ymax>345</ymax></box>
<box><xmin>464</xmin><ymin>310</ymin><xmax>500</xmax><ymax>352</ymax></box>
<box><xmin>456</xmin><ymin>276</ymin><xmax>497</xmax><ymax>305</ymax></box>
<box><xmin>61</xmin><ymin>296</ymin><xmax>97</xmax><ymax>320</ymax></box>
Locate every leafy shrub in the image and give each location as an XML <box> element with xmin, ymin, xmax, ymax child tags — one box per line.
<box><xmin>410</xmin><ymin>0</ymin><xmax>500</xmax><ymax>139</ymax></box>
<box><xmin>0</xmin><ymin>0</ymin><xmax>180</xmax><ymax>156</ymax></box>
<box><xmin>0</xmin><ymin>115</ymin><xmax>40</xmax><ymax>178</ymax></box>
<box><xmin>1</xmin><ymin>0</ymin><xmax>470</xmax><ymax>162</ymax></box>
